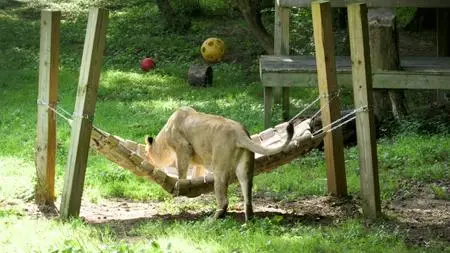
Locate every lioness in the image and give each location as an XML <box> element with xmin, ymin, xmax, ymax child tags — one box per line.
<box><xmin>145</xmin><ymin>106</ymin><xmax>294</xmax><ymax>221</ymax></box>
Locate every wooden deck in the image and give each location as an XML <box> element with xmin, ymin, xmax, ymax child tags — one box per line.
<box><xmin>279</xmin><ymin>0</ymin><xmax>450</xmax><ymax>8</ymax></box>
<box><xmin>260</xmin><ymin>55</ymin><xmax>450</xmax><ymax>90</ymax></box>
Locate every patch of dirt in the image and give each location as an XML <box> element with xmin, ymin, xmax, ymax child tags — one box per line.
<box><xmin>383</xmin><ymin>181</ymin><xmax>450</xmax><ymax>247</ymax></box>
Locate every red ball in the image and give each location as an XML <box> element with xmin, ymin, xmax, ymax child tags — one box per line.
<box><xmin>140</xmin><ymin>57</ymin><xmax>155</xmax><ymax>72</ymax></box>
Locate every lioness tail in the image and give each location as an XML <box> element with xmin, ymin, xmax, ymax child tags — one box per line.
<box><xmin>238</xmin><ymin>122</ymin><xmax>294</xmax><ymax>155</ymax></box>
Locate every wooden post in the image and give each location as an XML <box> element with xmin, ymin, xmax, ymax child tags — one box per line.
<box><xmin>60</xmin><ymin>8</ymin><xmax>108</xmax><ymax>218</ymax></box>
<box><xmin>264</xmin><ymin>86</ymin><xmax>273</xmax><ymax>129</ymax></box>
<box><xmin>347</xmin><ymin>3</ymin><xmax>381</xmax><ymax>218</ymax></box>
<box><xmin>36</xmin><ymin>10</ymin><xmax>60</xmax><ymax>205</ymax></box>
<box><xmin>311</xmin><ymin>1</ymin><xmax>347</xmax><ymax>196</ymax></box>
<box><xmin>275</xmin><ymin>2</ymin><xmax>290</xmax><ymax>122</ymax></box>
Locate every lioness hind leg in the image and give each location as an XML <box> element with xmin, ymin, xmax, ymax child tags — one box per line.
<box><xmin>236</xmin><ymin>152</ymin><xmax>254</xmax><ymax>221</ymax></box>
<box><xmin>213</xmin><ymin>170</ymin><xmax>229</xmax><ymax>219</ymax></box>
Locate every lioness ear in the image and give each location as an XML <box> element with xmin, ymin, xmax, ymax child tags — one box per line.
<box><xmin>145</xmin><ymin>136</ymin><xmax>154</xmax><ymax>145</ymax></box>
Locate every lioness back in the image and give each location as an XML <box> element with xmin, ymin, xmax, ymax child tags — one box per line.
<box><xmin>169</xmin><ymin>107</ymin><xmax>249</xmax><ymax>165</ymax></box>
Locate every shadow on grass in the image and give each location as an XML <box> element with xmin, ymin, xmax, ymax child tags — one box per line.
<box><xmin>88</xmin><ymin>209</ymin><xmax>340</xmax><ymax>239</ymax></box>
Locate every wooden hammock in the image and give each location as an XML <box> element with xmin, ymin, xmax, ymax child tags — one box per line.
<box><xmin>89</xmin><ymin>118</ymin><xmax>325</xmax><ymax>198</ymax></box>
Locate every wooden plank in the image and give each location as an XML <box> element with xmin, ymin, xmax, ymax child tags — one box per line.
<box><xmin>260</xmin><ymin>55</ymin><xmax>450</xmax><ymax>73</ymax></box>
<box><xmin>60</xmin><ymin>8</ymin><xmax>109</xmax><ymax>219</ymax></box>
<box><xmin>437</xmin><ymin>8</ymin><xmax>450</xmax><ymax>56</ymax></box>
<box><xmin>36</xmin><ymin>10</ymin><xmax>60</xmax><ymax>205</ymax></box>
<box><xmin>312</xmin><ymin>1</ymin><xmax>347</xmax><ymax>196</ymax></box>
<box><xmin>347</xmin><ymin>3</ymin><xmax>381</xmax><ymax>218</ymax></box>
<box><xmin>262</xmin><ymin>71</ymin><xmax>450</xmax><ymax>89</ymax></box>
<box><xmin>260</xmin><ymin>56</ymin><xmax>450</xmax><ymax>90</ymax></box>
<box><xmin>280</xmin><ymin>0</ymin><xmax>450</xmax><ymax>8</ymax></box>
<box><xmin>264</xmin><ymin>87</ymin><xmax>273</xmax><ymax>129</ymax></box>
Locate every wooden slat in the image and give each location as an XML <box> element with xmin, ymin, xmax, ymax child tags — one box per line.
<box><xmin>36</xmin><ymin>10</ymin><xmax>60</xmax><ymax>205</ymax></box>
<box><xmin>312</xmin><ymin>1</ymin><xmax>347</xmax><ymax>196</ymax></box>
<box><xmin>348</xmin><ymin>3</ymin><xmax>381</xmax><ymax>218</ymax></box>
<box><xmin>60</xmin><ymin>8</ymin><xmax>109</xmax><ymax>219</ymax></box>
<box><xmin>279</xmin><ymin>0</ymin><xmax>450</xmax><ymax>8</ymax></box>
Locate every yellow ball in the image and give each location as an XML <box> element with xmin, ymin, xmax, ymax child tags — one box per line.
<box><xmin>200</xmin><ymin>38</ymin><xmax>225</xmax><ymax>63</ymax></box>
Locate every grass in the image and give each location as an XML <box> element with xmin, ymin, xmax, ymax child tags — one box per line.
<box><xmin>0</xmin><ymin>211</ymin><xmax>421</xmax><ymax>253</ymax></box>
<box><xmin>1</xmin><ymin>0</ymin><xmax>449</xmax><ymax>252</ymax></box>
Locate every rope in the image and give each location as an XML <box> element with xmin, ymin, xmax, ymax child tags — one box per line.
<box><xmin>288</xmin><ymin>94</ymin><xmax>321</xmax><ymax>124</ymax></box>
<box><xmin>37</xmin><ymin>99</ymin><xmax>99</xmax><ymax>126</ymax></box>
<box><xmin>37</xmin><ymin>99</ymin><xmax>73</xmax><ymax>124</ymax></box>
<box><xmin>312</xmin><ymin>106</ymin><xmax>367</xmax><ymax>136</ymax></box>
<box><xmin>311</xmin><ymin>89</ymin><xmax>342</xmax><ymax>120</ymax></box>
<box><xmin>288</xmin><ymin>89</ymin><xmax>342</xmax><ymax>124</ymax></box>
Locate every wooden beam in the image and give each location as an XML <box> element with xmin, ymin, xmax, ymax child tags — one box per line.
<box><xmin>347</xmin><ymin>3</ymin><xmax>381</xmax><ymax>218</ymax></box>
<box><xmin>60</xmin><ymin>8</ymin><xmax>108</xmax><ymax>219</ymax></box>
<box><xmin>312</xmin><ymin>1</ymin><xmax>347</xmax><ymax>196</ymax></box>
<box><xmin>279</xmin><ymin>0</ymin><xmax>450</xmax><ymax>8</ymax></box>
<box><xmin>36</xmin><ymin>10</ymin><xmax>60</xmax><ymax>205</ymax></box>
<box><xmin>437</xmin><ymin>8</ymin><xmax>450</xmax><ymax>56</ymax></box>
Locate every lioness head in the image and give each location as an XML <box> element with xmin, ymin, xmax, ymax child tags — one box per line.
<box><xmin>144</xmin><ymin>135</ymin><xmax>156</xmax><ymax>165</ymax></box>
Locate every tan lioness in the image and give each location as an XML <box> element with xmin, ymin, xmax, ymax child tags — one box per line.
<box><xmin>145</xmin><ymin>106</ymin><xmax>294</xmax><ymax>221</ymax></box>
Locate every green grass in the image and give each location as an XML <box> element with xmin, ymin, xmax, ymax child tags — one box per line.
<box><xmin>0</xmin><ymin>0</ymin><xmax>449</xmax><ymax>252</ymax></box>
<box><xmin>0</xmin><ymin>211</ymin><xmax>432</xmax><ymax>253</ymax></box>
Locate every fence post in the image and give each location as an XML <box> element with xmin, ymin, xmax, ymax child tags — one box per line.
<box><xmin>36</xmin><ymin>10</ymin><xmax>61</xmax><ymax>205</ymax></box>
<box><xmin>347</xmin><ymin>3</ymin><xmax>381</xmax><ymax>218</ymax></box>
<box><xmin>60</xmin><ymin>8</ymin><xmax>109</xmax><ymax>218</ymax></box>
<box><xmin>311</xmin><ymin>1</ymin><xmax>347</xmax><ymax>196</ymax></box>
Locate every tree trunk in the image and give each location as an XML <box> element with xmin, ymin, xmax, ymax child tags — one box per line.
<box><xmin>233</xmin><ymin>0</ymin><xmax>274</xmax><ymax>54</ymax></box>
<box><xmin>155</xmin><ymin>0</ymin><xmax>190</xmax><ymax>32</ymax></box>
<box><xmin>155</xmin><ymin>0</ymin><xmax>175</xmax><ymax>27</ymax></box>
<box><xmin>368</xmin><ymin>8</ymin><xmax>408</xmax><ymax>121</ymax></box>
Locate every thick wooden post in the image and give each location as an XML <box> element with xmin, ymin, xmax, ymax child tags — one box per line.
<box><xmin>275</xmin><ymin>2</ymin><xmax>291</xmax><ymax>122</ymax></box>
<box><xmin>311</xmin><ymin>1</ymin><xmax>347</xmax><ymax>196</ymax></box>
<box><xmin>266</xmin><ymin>2</ymin><xmax>290</xmax><ymax>128</ymax></box>
<box><xmin>36</xmin><ymin>10</ymin><xmax>60</xmax><ymax>205</ymax></box>
<box><xmin>60</xmin><ymin>8</ymin><xmax>108</xmax><ymax>218</ymax></box>
<box><xmin>347</xmin><ymin>3</ymin><xmax>381</xmax><ymax>218</ymax></box>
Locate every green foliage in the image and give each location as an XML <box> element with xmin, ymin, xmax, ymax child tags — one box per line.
<box><xmin>395</xmin><ymin>7</ymin><xmax>417</xmax><ymax>28</ymax></box>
